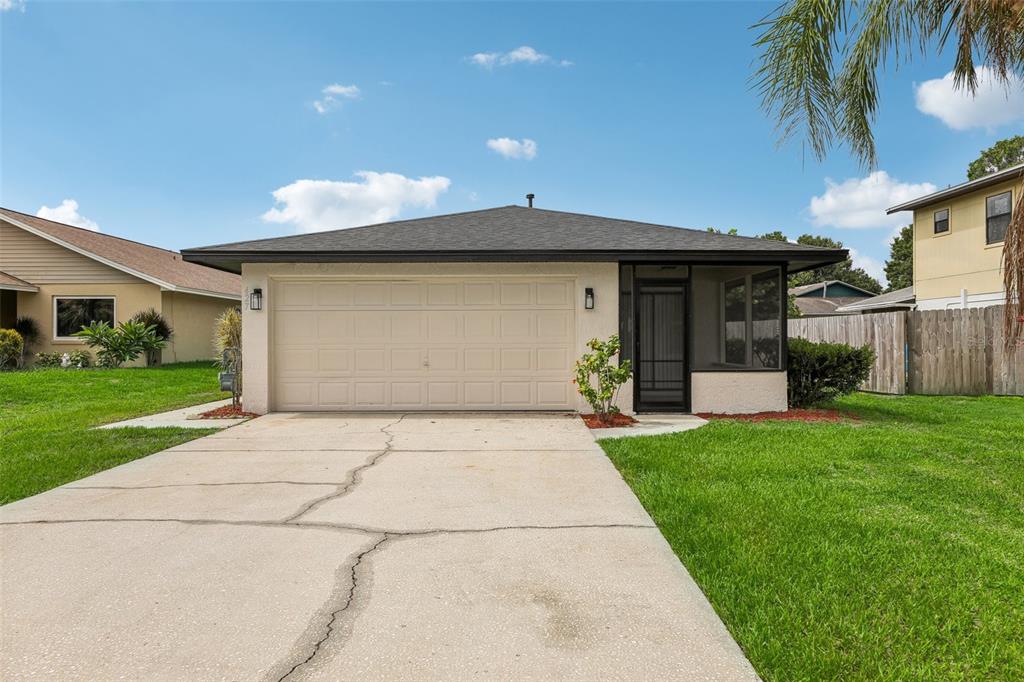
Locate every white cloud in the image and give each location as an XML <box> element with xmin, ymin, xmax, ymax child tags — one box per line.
<box><xmin>915</xmin><ymin>66</ymin><xmax>1024</xmax><ymax>130</ymax></box>
<box><xmin>469</xmin><ymin>46</ymin><xmax>571</xmax><ymax>69</ymax></box>
<box><xmin>262</xmin><ymin>171</ymin><xmax>451</xmax><ymax>233</ymax></box>
<box><xmin>1</xmin><ymin>0</ymin><xmax>26</xmax><ymax>12</ymax></box>
<box><xmin>313</xmin><ymin>83</ymin><xmax>360</xmax><ymax>114</ymax></box>
<box><xmin>36</xmin><ymin>199</ymin><xmax>100</xmax><ymax>231</ymax></box>
<box><xmin>486</xmin><ymin>137</ymin><xmax>538</xmax><ymax>160</ymax></box>
<box><xmin>848</xmin><ymin>246</ymin><xmax>887</xmax><ymax>285</ymax></box>
<box><xmin>470</xmin><ymin>52</ymin><xmax>499</xmax><ymax>68</ymax></box>
<box><xmin>808</xmin><ymin>171</ymin><xmax>936</xmax><ymax>230</ymax></box>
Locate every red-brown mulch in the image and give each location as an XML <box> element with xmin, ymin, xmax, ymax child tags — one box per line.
<box><xmin>198</xmin><ymin>405</ymin><xmax>260</xmax><ymax>419</ymax></box>
<box><xmin>696</xmin><ymin>408</ymin><xmax>855</xmax><ymax>423</ymax></box>
<box><xmin>581</xmin><ymin>413</ymin><xmax>639</xmax><ymax>429</ymax></box>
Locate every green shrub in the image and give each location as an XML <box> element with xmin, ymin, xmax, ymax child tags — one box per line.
<box><xmin>73</xmin><ymin>320</ymin><xmax>166</xmax><ymax>368</ymax></box>
<box><xmin>33</xmin><ymin>350</ymin><xmax>91</xmax><ymax>369</ymax></box>
<box><xmin>573</xmin><ymin>335</ymin><xmax>632</xmax><ymax>420</ymax></box>
<box><xmin>130</xmin><ymin>308</ymin><xmax>173</xmax><ymax>366</ymax></box>
<box><xmin>787</xmin><ymin>338</ymin><xmax>875</xmax><ymax>408</ymax></box>
<box><xmin>65</xmin><ymin>350</ymin><xmax>92</xmax><ymax>368</ymax></box>
<box><xmin>0</xmin><ymin>329</ymin><xmax>24</xmax><ymax>369</ymax></box>
<box><xmin>35</xmin><ymin>352</ymin><xmax>63</xmax><ymax>368</ymax></box>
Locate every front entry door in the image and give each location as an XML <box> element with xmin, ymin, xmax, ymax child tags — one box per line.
<box><xmin>635</xmin><ymin>281</ymin><xmax>688</xmax><ymax>411</ymax></box>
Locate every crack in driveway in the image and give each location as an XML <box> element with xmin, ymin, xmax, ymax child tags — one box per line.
<box><xmin>272</xmin><ymin>533</ymin><xmax>389</xmax><ymax>682</ymax></box>
<box><xmin>280</xmin><ymin>414</ymin><xmax>408</xmax><ymax>523</ymax></box>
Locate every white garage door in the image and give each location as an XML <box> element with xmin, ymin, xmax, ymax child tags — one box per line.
<box><xmin>272</xmin><ymin>278</ymin><xmax>577</xmax><ymax>411</ymax></box>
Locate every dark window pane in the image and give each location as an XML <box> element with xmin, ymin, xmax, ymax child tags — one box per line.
<box><xmin>987</xmin><ymin>191</ymin><xmax>1011</xmax><ymax>244</ymax></box>
<box><xmin>751</xmin><ymin>270</ymin><xmax>781</xmax><ymax>368</ymax></box>
<box><xmin>56</xmin><ymin>298</ymin><xmax>114</xmax><ymax>337</ymax></box>
<box><xmin>987</xmin><ymin>192</ymin><xmax>1011</xmax><ymax>216</ymax></box>
<box><xmin>934</xmin><ymin>209</ymin><xmax>949</xmax><ymax>234</ymax></box>
<box><xmin>724</xmin><ymin>278</ymin><xmax>746</xmax><ymax>364</ymax></box>
<box><xmin>988</xmin><ymin>214</ymin><xmax>1010</xmax><ymax>244</ymax></box>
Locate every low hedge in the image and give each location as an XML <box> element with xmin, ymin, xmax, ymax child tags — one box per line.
<box><xmin>787</xmin><ymin>337</ymin><xmax>875</xmax><ymax>408</ymax></box>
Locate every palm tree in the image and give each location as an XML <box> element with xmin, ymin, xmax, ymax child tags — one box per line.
<box><xmin>753</xmin><ymin>1</ymin><xmax>1024</xmax><ymax>347</ymax></box>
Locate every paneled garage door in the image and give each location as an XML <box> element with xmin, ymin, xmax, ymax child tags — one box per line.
<box><xmin>272</xmin><ymin>278</ymin><xmax>577</xmax><ymax>410</ymax></box>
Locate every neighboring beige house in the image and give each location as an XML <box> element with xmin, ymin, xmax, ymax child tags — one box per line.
<box><xmin>0</xmin><ymin>207</ymin><xmax>240</xmax><ymax>364</ymax></box>
<box><xmin>888</xmin><ymin>163</ymin><xmax>1021</xmax><ymax>310</ymax></box>
<box><xmin>183</xmin><ymin>204</ymin><xmax>846</xmax><ymax>415</ymax></box>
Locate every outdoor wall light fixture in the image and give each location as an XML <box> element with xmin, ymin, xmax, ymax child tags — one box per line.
<box><xmin>584</xmin><ymin>287</ymin><xmax>595</xmax><ymax>310</ymax></box>
<box><xmin>250</xmin><ymin>288</ymin><xmax>263</xmax><ymax>311</ymax></box>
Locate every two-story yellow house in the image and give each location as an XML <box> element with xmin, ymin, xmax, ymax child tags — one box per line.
<box><xmin>887</xmin><ymin>163</ymin><xmax>1021</xmax><ymax>310</ymax></box>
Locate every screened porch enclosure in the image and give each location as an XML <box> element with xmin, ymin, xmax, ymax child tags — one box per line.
<box><xmin>619</xmin><ymin>263</ymin><xmax>786</xmax><ymax>412</ymax></box>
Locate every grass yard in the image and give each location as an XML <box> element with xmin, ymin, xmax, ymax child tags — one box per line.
<box><xmin>601</xmin><ymin>393</ymin><xmax>1024</xmax><ymax>681</ymax></box>
<box><xmin>0</xmin><ymin>362</ymin><xmax>226</xmax><ymax>504</ymax></box>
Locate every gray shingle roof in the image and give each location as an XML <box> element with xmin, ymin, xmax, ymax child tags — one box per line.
<box><xmin>182</xmin><ymin>205</ymin><xmax>847</xmax><ymax>273</ymax></box>
<box><xmin>834</xmin><ymin>286</ymin><xmax>915</xmax><ymax>312</ymax></box>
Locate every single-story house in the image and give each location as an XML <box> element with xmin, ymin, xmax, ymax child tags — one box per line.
<box><xmin>182</xmin><ymin>204</ymin><xmax>846</xmax><ymax>414</ymax></box>
<box><xmin>834</xmin><ymin>286</ymin><xmax>916</xmax><ymax>314</ymax></box>
<box><xmin>0</xmin><ymin>207</ymin><xmax>241</xmax><ymax>363</ymax></box>
<box><xmin>789</xmin><ymin>280</ymin><xmax>876</xmax><ymax>317</ymax></box>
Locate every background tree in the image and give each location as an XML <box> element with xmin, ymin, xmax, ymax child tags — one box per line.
<box><xmin>967</xmin><ymin>136</ymin><xmax>1024</xmax><ymax>181</ymax></box>
<box><xmin>706</xmin><ymin>227</ymin><xmax>739</xmax><ymax>235</ymax></box>
<box><xmin>787</xmin><ymin>235</ymin><xmax>883</xmax><ymax>293</ymax></box>
<box><xmin>884</xmin><ymin>225</ymin><xmax>913</xmax><ymax>291</ymax></box>
<box><xmin>754</xmin><ymin>1</ymin><xmax>1024</xmax><ymax>347</ymax></box>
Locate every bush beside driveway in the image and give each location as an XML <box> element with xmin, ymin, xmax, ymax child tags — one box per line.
<box><xmin>601</xmin><ymin>393</ymin><xmax>1024</xmax><ymax>680</ymax></box>
<box><xmin>0</xmin><ymin>362</ymin><xmax>225</xmax><ymax>504</ymax></box>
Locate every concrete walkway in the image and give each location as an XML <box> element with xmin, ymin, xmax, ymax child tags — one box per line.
<box><xmin>1</xmin><ymin>413</ymin><xmax>756</xmax><ymax>681</ymax></box>
<box><xmin>593</xmin><ymin>413</ymin><xmax>709</xmax><ymax>439</ymax></box>
<box><xmin>96</xmin><ymin>398</ymin><xmax>250</xmax><ymax>429</ymax></box>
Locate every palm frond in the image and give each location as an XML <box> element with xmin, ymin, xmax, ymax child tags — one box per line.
<box><xmin>1003</xmin><ymin>190</ymin><xmax>1024</xmax><ymax>352</ymax></box>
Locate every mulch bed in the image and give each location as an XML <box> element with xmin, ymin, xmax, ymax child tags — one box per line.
<box><xmin>198</xmin><ymin>405</ymin><xmax>260</xmax><ymax>419</ymax></box>
<box><xmin>696</xmin><ymin>408</ymin><xmax>854</xmax><ymax>423</ymax></box>
<box><xmin>581</xmin><ymin>413</ymin><xmax>639</xmax><ymax>429</ymax></box>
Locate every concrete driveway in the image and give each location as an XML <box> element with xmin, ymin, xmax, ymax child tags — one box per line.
<box><xmin>1</xmin><ymin>413</ymin><xmax>756</xmax><ymax>681</ymax></box>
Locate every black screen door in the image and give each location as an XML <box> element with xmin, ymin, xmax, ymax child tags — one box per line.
<box><xmin>635</xmin><ymin>281</ymin><xmax>688</xmax><ymax>411</ymax></box>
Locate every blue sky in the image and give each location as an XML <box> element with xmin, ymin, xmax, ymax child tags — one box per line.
<box><xmin>3</xmin><ymin>1</ymin><xmax>1023</xmax><ymax>284</ymax></box>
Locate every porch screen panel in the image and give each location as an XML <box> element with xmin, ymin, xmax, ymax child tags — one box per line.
<box><xmin>751</xmin><ymin>271</ymin><xmax>782</xmax><ymax>368</ymax></box>
<box><xmin>618</xmin><ymin>264</ymin><xmax>633</xmax><ymax>366</ymax></box>
<box><xmin>637</xmin><ymin>284</ymin><xmax>686</xmax><ymax>403</ymax></box>
<box><xmin>691</xmin><ymin>265</ymin><xmax>782</xmax><ymax>370</ymax></box>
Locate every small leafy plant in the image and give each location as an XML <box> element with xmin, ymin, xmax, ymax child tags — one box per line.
<box><xmin>64</xmin><ymin>350</ymin><xmax>92</xmax><ymax>368</ymax></box>
<box><xmin>573</xmin><ymin>335</ymin><xmax>632</xmax><ymax>422</ymax></box>
<box><xmin>73</xmin><ymin>320</ymin><xmax>166</xmax><ymax>368</ymax></box>
<box><xmin>787</xmin><ymin>338</ymin><xmax>875</xmax><ymax>408</ymax></box>
<box><xmin>0</xmin><ymin>329</ymin><xmax>24</xmax><ymax>370</ymax></box>
<box><xmin>34</xmin><ymin>352</ymin><xmax>62</xmax><ymax>368</ymax></box>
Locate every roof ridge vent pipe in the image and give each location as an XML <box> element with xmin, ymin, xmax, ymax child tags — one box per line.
<box><xmin>526</xmin><ymin>193</ymin><xmax>535</xmax><ymax>208</ymax></box>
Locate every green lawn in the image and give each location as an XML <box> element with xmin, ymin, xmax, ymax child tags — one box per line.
<box><xmin>0</xmin><ymin>362</ymin><xmax>226</xmax><ymax>504</ymax></box>
<box><xmin>601</xmin><ymin>394</ymin><xmax>1024</xmax><ymax>681</ymax></box>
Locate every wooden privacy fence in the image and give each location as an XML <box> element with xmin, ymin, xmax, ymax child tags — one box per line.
<box><xmin>788</xmin><ymin>306</ymin><xmax>1024</xmax><ymax>396</ymax></box>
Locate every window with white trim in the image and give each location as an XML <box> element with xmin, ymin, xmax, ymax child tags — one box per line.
<box><xmin>54</xmin><ymin>297</ymin><xmax>115</xmax><ymax>339</ymax></box>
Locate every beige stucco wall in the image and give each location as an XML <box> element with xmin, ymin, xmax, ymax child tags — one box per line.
<box><xmin>913</xmin><ymin>177</ymin><xmax>1017</xmax><ymax>304</ymax></box>
<box><xmin>691</xmin><ymin>371</ymin><xmax>787</xmax><ymax>414</ymax></box>
<box><xmin>16</xmin><ymin>282</ymin><xmax>162</xmax><ymax>363</ymax></box>
<box><xmin>240</xmin><ymin>262</ymin><xmax>627</xmax><ymax>415</ymax></box>
<box><xmin>160</xmin><ymin>291</ymin><xmax>237</xmax><ymax>363</ymax></box>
